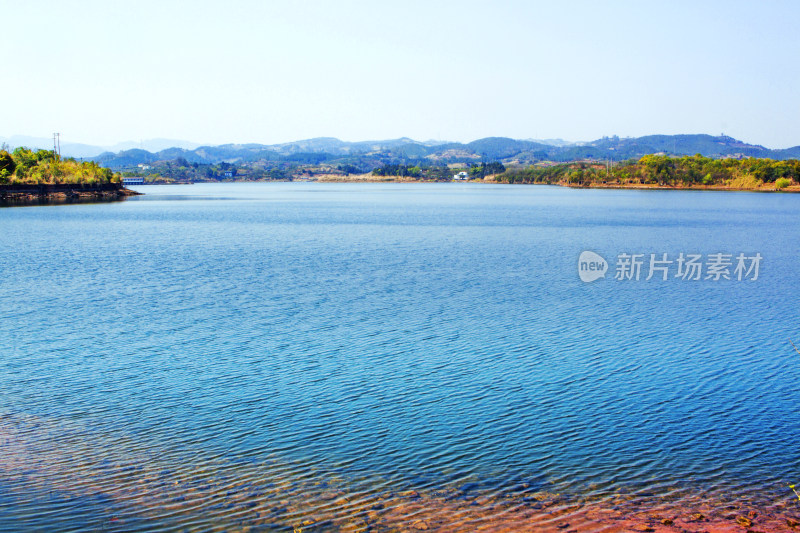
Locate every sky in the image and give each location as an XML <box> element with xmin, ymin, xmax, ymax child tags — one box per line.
<box><xmin>2</xmin><ymin>0</ymin><xmax>799</xmax><ymax>148</ymax></box>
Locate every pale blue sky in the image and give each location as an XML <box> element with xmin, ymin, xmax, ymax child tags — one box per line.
<box><xmin>2</xmin><ymin>0</ymin><xmax>799</xmax><ymax>148</ymax></box>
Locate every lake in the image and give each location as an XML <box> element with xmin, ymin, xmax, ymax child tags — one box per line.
<box><xmin>1</xmin><ymin>183</ymin><xmax>799</xmax><ymax>531</ymax></box>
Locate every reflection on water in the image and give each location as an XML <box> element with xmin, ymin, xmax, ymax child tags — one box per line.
<box><xmin>0</xmin><ymin>196</ymin><xmax>127</xmax><ymax>208</ymax></box>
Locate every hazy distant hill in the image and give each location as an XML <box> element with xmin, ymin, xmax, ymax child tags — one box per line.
<box><xmin>0</xmin><ymin>136</ymin><xmax>201</xmax><ymax>158</ymax></box>
<box><xmin>527</xmin><ymin>138</ymin><xmax>576</xmax><ymax>147</ymax></box>
<box><xmin>28</xmin><ymin>134</ymin><xmax>800</xmax><ymax>169</ymax></box>
<box><xmin>579</xmin><ymin>134</ymin><xmax>774</xmax><ymax>159</ymax></box>
<box><xmin>465</xmin><ymin>137</ymin><xmax>552</xmax><ymax>159</ymax></box>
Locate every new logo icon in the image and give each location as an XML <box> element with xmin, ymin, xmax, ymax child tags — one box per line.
<box><xmin>578</xmin><ymin>251</ymin><xmax>608</xmax><ymax>282</ymax></box>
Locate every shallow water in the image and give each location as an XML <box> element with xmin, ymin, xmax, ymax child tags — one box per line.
<box><xmin>1</xmin><ymin>183</ymin><xmax>799</xmax><ymax>531</ymax></box>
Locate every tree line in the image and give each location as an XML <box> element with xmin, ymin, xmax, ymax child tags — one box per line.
<box><xmin>372</xmin><ymin>162</ymin><xmax>506</xmax><ymax>180</ymax></box>
<box><xmin>495</xmin><ymin>155</ymin><xmax>800</xmax><ymax>189</ymax></box>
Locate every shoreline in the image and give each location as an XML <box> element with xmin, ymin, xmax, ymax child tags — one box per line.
<box><xmin>131</xmin><ymin>175</ymin><xmax>800</xmax><ymax>193</ymax></box>
<box><xmin>0</xmin><ymin>183</ymin><xmax>140</xmax><ymax>206</ymax></box>
<box><xmin>309</xmin><ymin>173</ymin><xmax>800</xmax><ymax>192</ymax></box>
<box><xmin>560</xmin><ymin>182</ymin><xmax>800</xmax><ymax>193</ymax></box>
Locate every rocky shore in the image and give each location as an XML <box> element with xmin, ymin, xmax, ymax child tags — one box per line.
<box><xmin>0</xmin><ymin>183</ymin><xmax>140</xmax><ymax>206</ymax></box>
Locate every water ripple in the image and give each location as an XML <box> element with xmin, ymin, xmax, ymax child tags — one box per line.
<box><xmin>1</xmin><ymin>184</ymin><xmax>800</xmax><ymax>530</ymax></box>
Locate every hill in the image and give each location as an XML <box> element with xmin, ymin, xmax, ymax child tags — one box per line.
<box><xmin>89</xmin><ymin>134</ymin><xmax>800</xmax><ymax>171</ymax></box>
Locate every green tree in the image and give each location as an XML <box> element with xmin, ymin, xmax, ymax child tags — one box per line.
<box><xmin>0</xmin><ymin>150</ymin><xmax>16</xmax><ymax>181</ymax></box>
<box><xmin>775</xmin><ymin>177</ymin><xmax>791</xmax><ymax>190</ymax></box>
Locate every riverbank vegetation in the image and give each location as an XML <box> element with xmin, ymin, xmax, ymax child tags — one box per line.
<box><xmin>121</xmin><ymin>158</ymin><xmax>300</xmax><ymax>183</ymax></box>
<box><xmin>121</xmin><ymin>160</ymin><xmax>507</xmax><ymax>183</ymax></box>
<box><xmin>372</xmin><ymin>162</ymin><xmax>505</xmax><ymax>180</ymax></box>
<box><xmin>114</xmin><ymin>151</ymin><xmax>799</xmax><ymax>192</ymax></box>
<box><xmin>495</xmin><ymin>155</ymin><xmax>800</xmax><ymax>190</ymax></box>
<box><xmin>0</xmin><ymin>147</ymin><xmax>119</xmax><ymax>185</ymax></box>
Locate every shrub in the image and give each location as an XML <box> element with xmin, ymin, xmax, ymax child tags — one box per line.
<box><xmin>728</xmin><ymin>174</ymin><xmax>763</xmax><ymax>189</ymax></box>
<box><xmin>0</xmin><ymin>150</ymin><xmax>15</xmax><ymax>178</ymax></box>
<box><xmin>775</xmin><ymin>177</ymin><xmax>792</xmax><ymax>190</ymax></box>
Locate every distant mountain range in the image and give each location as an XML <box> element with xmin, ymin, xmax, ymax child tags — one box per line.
<box><xmin>4</xmin><ymin>134</ymin><xmax>800</xmax><ymax>169</ymax></box>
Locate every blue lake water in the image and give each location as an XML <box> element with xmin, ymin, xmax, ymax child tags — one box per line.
<box><xmin>1</xmin><ymin>183</ymin><xmax>799</xmax><ymax>531</ymax></box>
